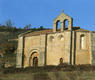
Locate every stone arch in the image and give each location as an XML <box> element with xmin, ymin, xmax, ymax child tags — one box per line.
<box><xmin>56</xmin><ymin>20</ymin><xmax>61</xmax><ymax>31</ymax></box>
<box><xmin>29</xmin><ymin>50</ymin><xmax>39</xmax><ymax>67</ymax></box>
<box><xmin>53</xmin><ymin>20</ymin><xmax>63</xmax><ymax>32</ymax></box>
<box><xmin>63</xmin><ymin>19</ymin><xmax>69</xmax><ymax>29</ymax></box>
<box><xmin>63</xmin><ymin>18</ymin><xmax>73</xmax><ymax>31</ymax></box>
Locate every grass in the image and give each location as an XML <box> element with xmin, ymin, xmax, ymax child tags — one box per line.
<box><xmin>0</xmin><ymin>71</ymin><xmax>95</xmax><ymax>80</ymax></box>
<box><xmin>0</xmin><ymin>65</ymin><xmax>95</xmax><ymax>80</ymax></box>
<box><xmin>0</xmin><ymin>64</ymin><xmax>95</xmax><ymax>80</ymax></box>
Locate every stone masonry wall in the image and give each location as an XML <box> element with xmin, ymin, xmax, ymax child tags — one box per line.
<box><xmin>46</xmin><ymin>31</ymin><xmax>72</xmax><ymax>65</ymax></box>
<box><xmin>91</xmin><ymin>32</ymin><xmax>95</xmax><ymax>65</ymax></box>
<box><xmin>24</xmin><ymin>34</ymin><xmax>46</xmax><ymax>67</ymax></box>
<box><xmin>75</xmin><ymin>32</ymin><xmax>91</xmax><ymax>64</ymax></box>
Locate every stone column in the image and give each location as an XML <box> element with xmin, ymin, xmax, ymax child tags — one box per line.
<box><xmin>53</xmin><ymin>23</ymin><xmax>57</xmax><ymax>32</ymax></box>
<box><xmin>16</xmin><ymin>36</ymin><xmax>24</xmax><ymax>68</ymax></box>
<box><xmin>61</xmin><ymin>22</ymin><xmax>63</xmax><ymax>31</ymax></box>
<box><xmin>68</xmin><ymin>18</ymin><xmax>73</xmax><ymax>31</ymax></box>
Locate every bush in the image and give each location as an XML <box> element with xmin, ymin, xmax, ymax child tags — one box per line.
<box><xmin>2</xmin><ymin>64</ymin><xmax>95</xmax><ymax>74</ymax></box>
<box><xmin>57</xmin><ymin>63</ymin><xmax>95</xmax><ymax>71</ymax></box>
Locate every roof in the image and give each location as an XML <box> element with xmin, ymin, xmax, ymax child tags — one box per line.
<box><xmin>20</xmin><ymin>29</ymin><xmax>53</xmax><ymax>37</ymax></box>
<box><xmin>19</xmin><ymin>27</ymin><xmax>90</xmax><ymax>37</ymax></box>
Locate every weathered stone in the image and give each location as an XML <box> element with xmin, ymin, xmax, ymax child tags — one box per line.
<box><xmin>16</xmin><ymin>11</ymin><xmax>95</xmax><ymax>68</ymax></box>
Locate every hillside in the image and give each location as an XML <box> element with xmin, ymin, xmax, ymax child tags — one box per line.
<box><xmin>0</xmin><ymin>29</ymin><xmax>27</xmax><ymax>53</ymax></box>
<box><xmin>0</xmin><ymin>29</ymin><xmax>28</xmax><ymax>68</ymax></box>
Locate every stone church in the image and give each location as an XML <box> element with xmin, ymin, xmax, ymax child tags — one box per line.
<box><xmin>16</xmin><ymin>11</ymin><xmax>95</xmax><ymax>68</ymax></box>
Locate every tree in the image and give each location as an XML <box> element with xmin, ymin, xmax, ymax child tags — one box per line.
<box><xmin>0</xmin><ymin>42</ymin><xmax>16</xmax><ymax>68</ymax></box>
<box><xmin>0</xmin><ymin>42</ymin><xmax>16</xmax><ymax>56</ymax></box>
<box><xmin>38</xmin><ymin>26</ymin><xmax>45</xmax><ymax>30</ymax></box>
<box><xmin>5</xmin><ymin>20</ymin><xmax>13</xmax><ymax>28</ymax></box>
<box><xmin>24</xmin><ymin>24</ymin><xmax>31</xmax><ymax>30</ymax></box>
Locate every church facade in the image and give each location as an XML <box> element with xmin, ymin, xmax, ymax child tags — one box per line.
<box><xmin>16</xmin><ymin>12</ymin><xmax>95</xmax><ymax>68</ymax></box>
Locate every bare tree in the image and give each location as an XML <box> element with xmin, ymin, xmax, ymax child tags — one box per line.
<box><xmin>5</xmin><ymin>20</ymin><xmax>13</xmax><ymax>28</ymax></box>
<box><xmin>24</xmin><ymin>24</ymin><xmax>31</xmax><ymax>30</ymax></box>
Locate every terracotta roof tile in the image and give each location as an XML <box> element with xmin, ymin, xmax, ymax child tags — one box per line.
<box><xmin>21</xmin><ymin>27</ymin><xmax>90</xmax><ymax>37</ymax></box>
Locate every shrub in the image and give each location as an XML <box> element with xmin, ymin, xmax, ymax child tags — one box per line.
<box><xmin>2</xmin><ymin>64</ymin><xmax>95</xmax><ymax>74</ymax></box>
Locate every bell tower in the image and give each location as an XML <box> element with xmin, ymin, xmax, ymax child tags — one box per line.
<box><xmin>53</xmin><ymin>11</ymin><xmax>73</xmax><ymax>32</ymax></box>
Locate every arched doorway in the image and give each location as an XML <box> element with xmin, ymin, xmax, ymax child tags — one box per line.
<box><xmin>33</xmin><ymin>57</ymin><xmax>38</xmax><ymax>67</ymax></box>
<box><xmin>29</xmin><ymin>52</ymin><xmax>39</xmax><ymax>67</ymax></box>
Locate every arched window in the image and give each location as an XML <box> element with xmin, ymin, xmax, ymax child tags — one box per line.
<box><xmin>80</xmin><ymin>35</ymin><xmax>85</xmax><ymax>49</ymax></box>
<box><xmin>56</xmin><ymin>20</ymin><xmax>61</xmax><ymax>31</ymax></box>
<box><xmin>64</xmin><ymin>19</ymin><xmax>69</xmax><ymax>29</ymax></box>
<box><xmin>58</xmin><ymin>35</ymin><xmax>64</xmax><ymax>41</ymax></box>
<box><xmin>49</xmin><ymin>36</ymin><xmax>54</xmax><ymax>42</ymax></box>
<box><xmin>60</xmin><ymin>36</ymin><xmax>64</xmax><ymax>41</ymax></box>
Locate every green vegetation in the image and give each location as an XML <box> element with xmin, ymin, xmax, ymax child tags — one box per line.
<box><xmin>0</xmin><ymin>71</ymin><xmax>95</xmax><ymax>80</ymax></box>
<box><xmin>0</xmin><ymin>67</ymin><xmax>95</xmax><ymax>80</ymax></box>
<box><xmin>1</xmin><ymin>64</ymin><xmax>95</xmax><ymax>74</ymax></box>
<box><xmin>0</xmin><ymin>65</ymin><xmax>94</xmax><ymax>80</ymax></box>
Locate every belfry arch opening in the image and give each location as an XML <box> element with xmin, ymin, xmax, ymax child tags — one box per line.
<box><xmin>64</xmin><ymin>19</ymin><xmax>69</xmax><ymax>29</ymax></box>
<box><xmin>56</xmin><ymin>20</ymin><xmax>61</xmax><ymax>31</ymax></box>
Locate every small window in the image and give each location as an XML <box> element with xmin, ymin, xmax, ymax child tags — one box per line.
<box><xmin>61</xmin><ymin>36</ymin><xmax>64</xmax><ymax>41</ymax></box>
<box><xmin>49</xmin><ymin>36</ymin><xmax>54</xmax><ymax>42</ymax></box>
<box><xmin>58</xmin><ymin>35</ymin><xmax>64</xmax><ymax>41</ymax></box>
<box><xmin>80</xmin><ymin>35</ymin><xmax>85</xmax><ymax>49</ymax></box>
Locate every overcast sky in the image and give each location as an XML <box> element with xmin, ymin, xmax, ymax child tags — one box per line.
<box><xmin>0</xmin><ymin>0</ymin><xmax>95</xmax><ymax>31</ymax></box>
